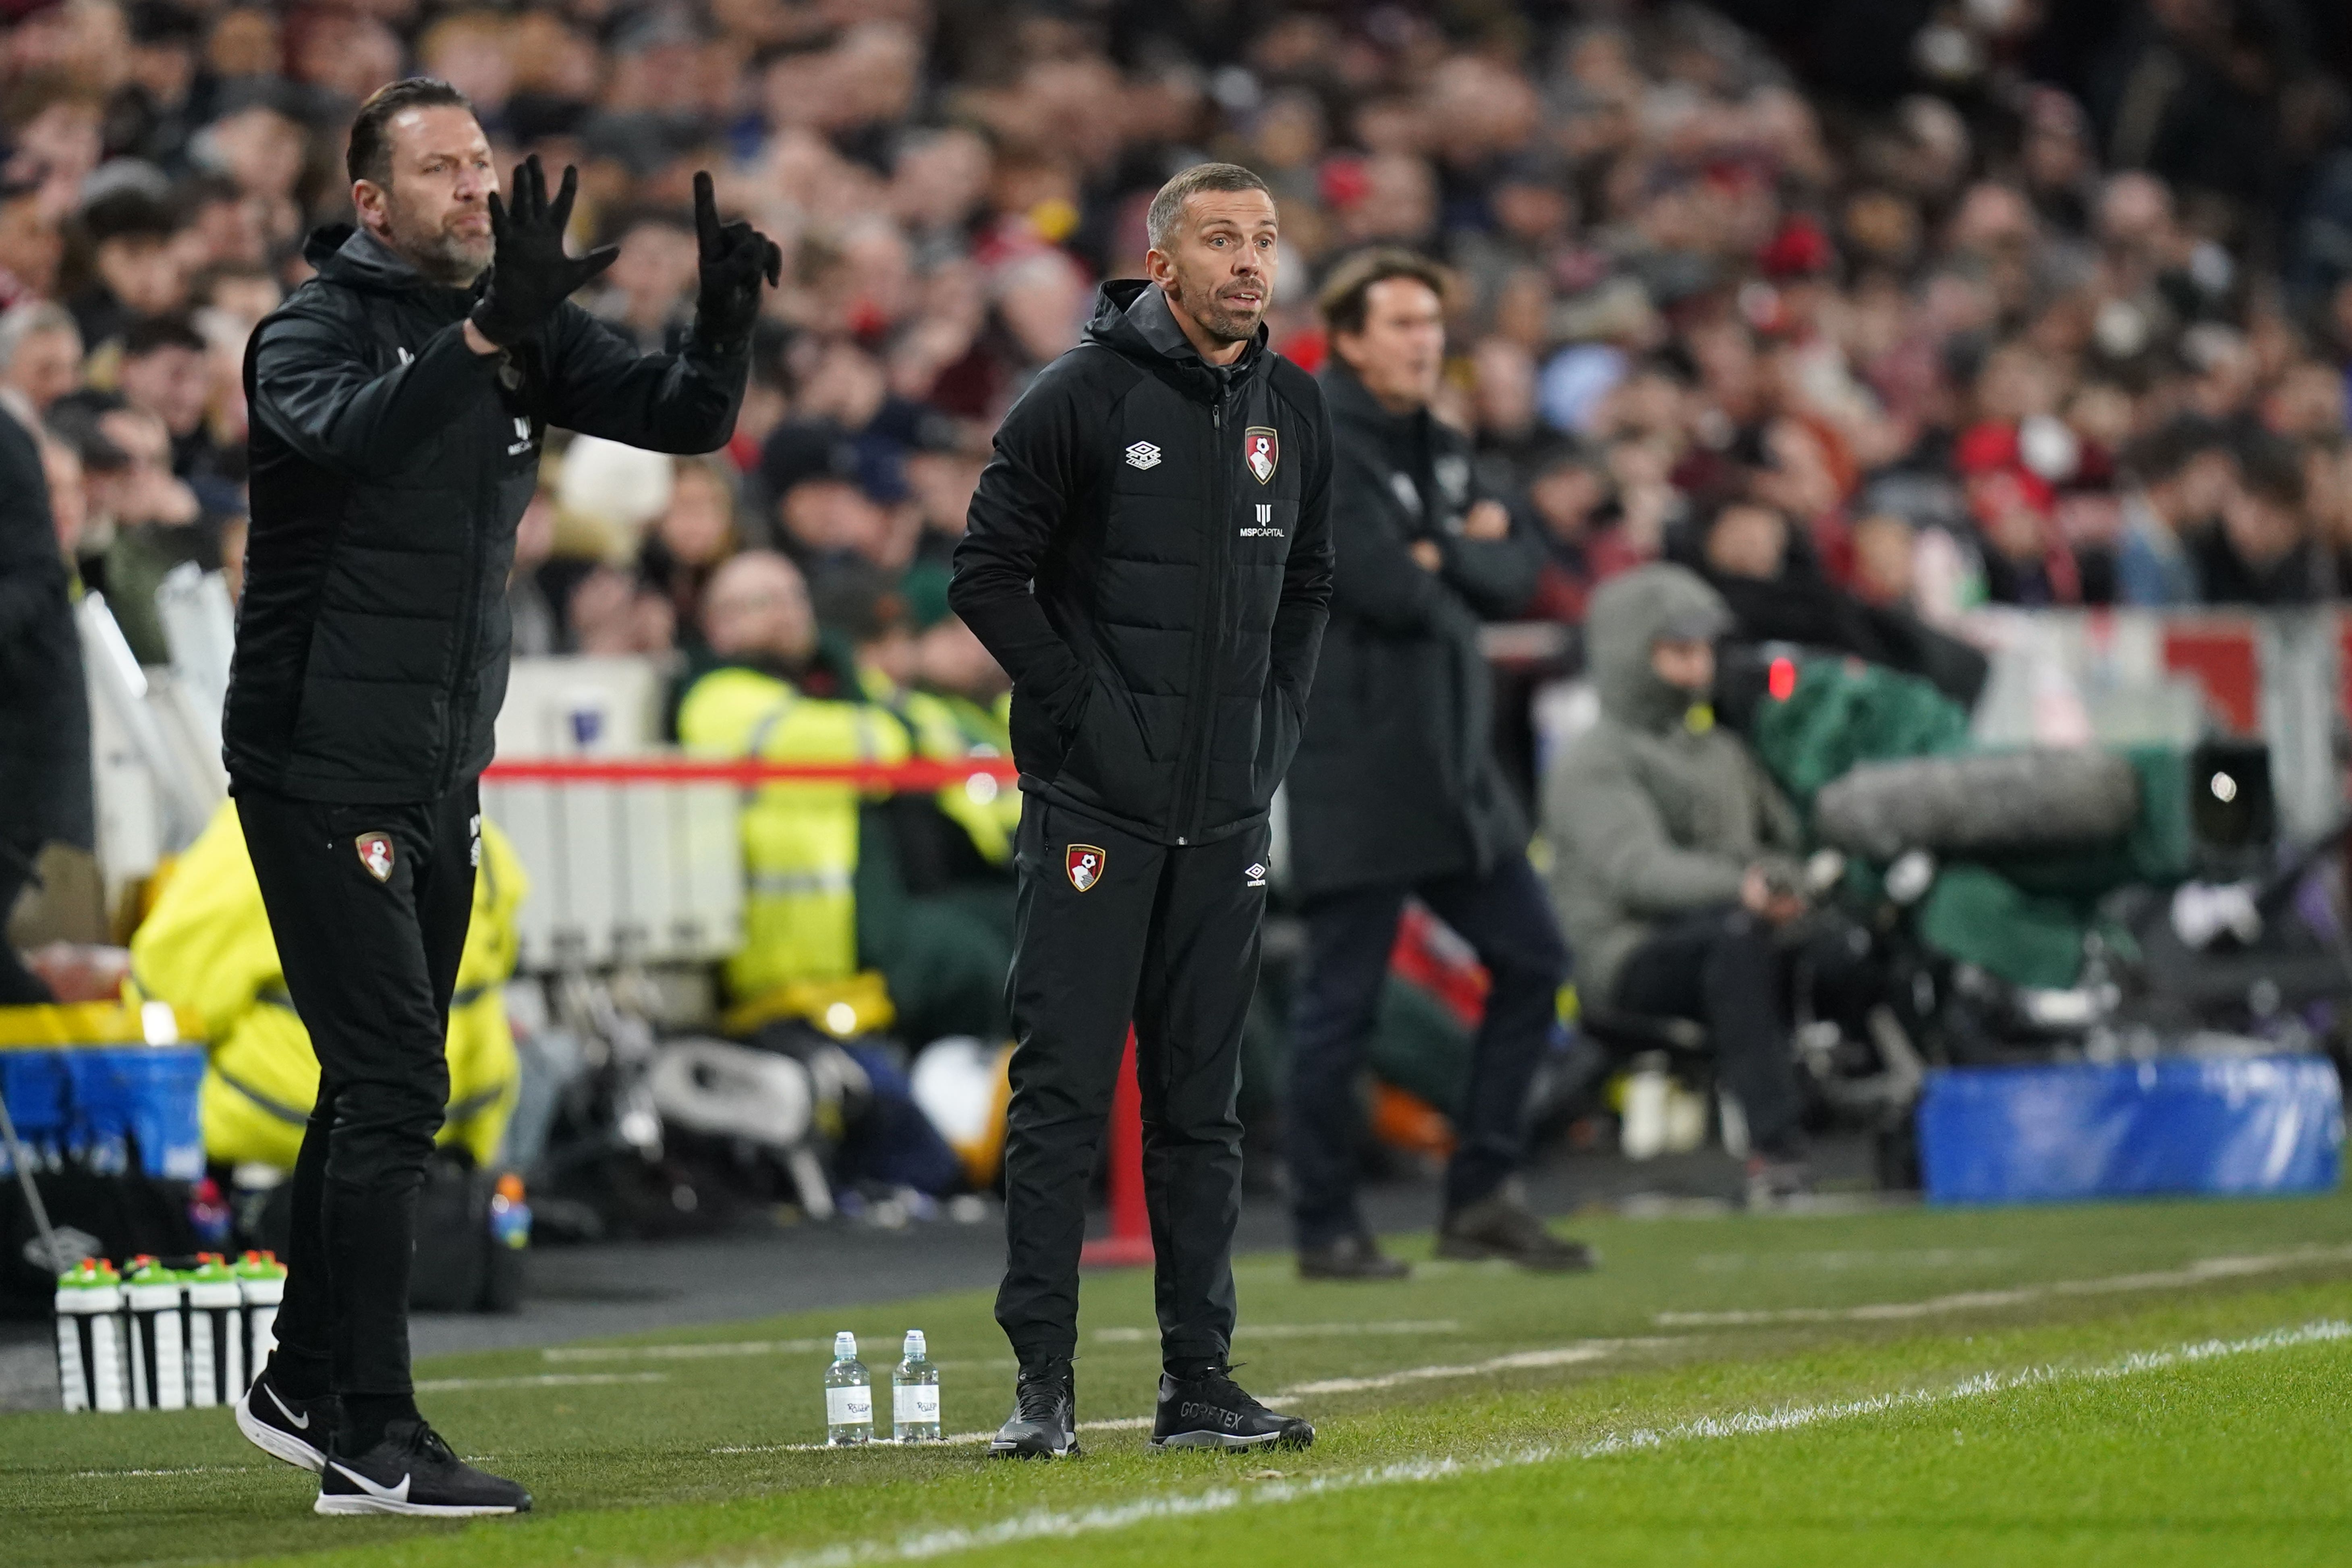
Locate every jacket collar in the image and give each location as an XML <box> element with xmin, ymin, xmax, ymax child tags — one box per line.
<box><xmin>303</xmin><ymin>224</ymin><xmax>482</xmax><ymax>307</ymax></box>
<box><xmin>1321</xmin><ymin>357</ymin><xmax>1428</xmax><ymax>446</ymax></box>
<box><xmin>1083</xmin><ymin>278</ymin><xmax>1267</xmax><ymax>404</ymax></box>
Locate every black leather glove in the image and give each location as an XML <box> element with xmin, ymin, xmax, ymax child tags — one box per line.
<box><xmin>691</xmin><ymin>170</ymin><xmax>782</xmax><ymax>351</ymax></box>
<box><xmin>469</xmin><ymin>156</ymin><xmax>620</xmax><ymax>348</ymax></box>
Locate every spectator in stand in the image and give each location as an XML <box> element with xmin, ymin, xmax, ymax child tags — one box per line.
<box><xmin>637</xmin><ymin>454</ymin><xmax>740</xmax><ymax>663</ymax></box>
<box><xmin>592</xmin><ymin>207</ymin><xmax>699</xmax><ymax>352</ymax></box>
<box><xmin>2200</xmin><ymin>435</ymin><xmax>2323</xmax><ymax>605</ymax></box>
<box><xmin>2114</xmin><ymin>417</ymin><xmax>2237</xmax><ymax>608</ymax></box>
<box><xmin>68</xmin><ymin>187</ymin><xmax>186</xmax><ymax>351</ymax></box>
<box><xmin>116</xmin><ymin>312</ymin><xmax>237</xmax><ymax>509</ymax></box>
<box><xmin>1692</xmin><ymin>496</ymin><xmax>1989</xmax><ymax>707</ymax></box>
<box><xmin>0</xmin><ymin>172</ymin><xmax>61</xmax><ymax>309</ymax></box>
<box><xmin>0</xmin><ymin>299</ymin><xmax>80</xmax><ymax>419</ymax></box>
<box><xmin>52</xmin><ymin>394</ymin><xmax>223</xmax><ymax>663</ymax></box>
<box><xmin>0</xmin><ymin>360</ymin><xmax>91</xmax><ymax>1003</ymax></box>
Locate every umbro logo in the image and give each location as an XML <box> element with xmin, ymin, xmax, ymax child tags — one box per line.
<box><xmin>1124</xmin><ymin>441</ymin><xmax>1162</xmax><ymax>471</ymax></box>
<box><xmin>1245</xmin><ymin>863</ymin><xmax>1267</xmax><ymax>888</ymax></box>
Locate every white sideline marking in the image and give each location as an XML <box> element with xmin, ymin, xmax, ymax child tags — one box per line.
<box><xmin>71</xmin><ymin>1464</ymin><xmax>263</xmax><ymax>1479</ymax></box>
<box><xmin>546</xmin><ymin>1339</ymin><xmax>828</xmax><ymax>1363</ymax></box>
<box><xmin>1093</xmin><ymin>1319</ymin><xmax>1462</xmax><ymax>1344</ymax></box>
<box><xmin>740</xmin><ymin>1320</ymin><xmax>2352</xmax><ymax>1568</ymax></box>
<box><xmin>413</xmin><ymin>1372</ymin><xmax>670</xmax><ymax>1392</ymax></box>
<box><xmin>1655</xmin><ymin>1243</ymin><xmax>2352</xmax><ymax>1327</ymax></box>
<box><xmin>1277</xmin><ymin>1342</ymin><xmax>1625</xmax><ymax>1397</ymax></box>
<box><xmin>1692</xmin><ymin>1248</ymin><xmax>2017</xmax><ymax>1273</ymax></box>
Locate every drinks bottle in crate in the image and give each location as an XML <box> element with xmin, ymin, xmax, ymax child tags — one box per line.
<box><xmin>55</xmin><ymin>1259</ymin><xmax>129</xmax><ymax>1413</ymax></box>
<box><xmin>235</xmin><ymin>1250</ymin><xmax>286</xmax><ymax>1378</ymax></box>
<box><xmin>185</xmin><ymin>1253</ymin><xmax>245</xmax><ymax>1407</ymax></box>
<box><xmin>124</xmin><ymin>1256</ymin><xmax>188</xmax><ymax>1411</ymax></box>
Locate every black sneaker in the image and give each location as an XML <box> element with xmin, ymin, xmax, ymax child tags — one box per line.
<box><xmin>987</xmin><ymin>1360</ymin><xmax>1079</xmax><ymax>1459</ymax></box>
<box><xmin>1298</xmin><ymin>1233</ymin><xmax>1412</xmax><ymax>1281</ymax></box>
<box><xmin>315</xmin><ymin>1418</ymin><xmax>532</xmax><ymax>1516</ymax></box>
<box><xmin>1149</xmin><ymin>1365</ymin><xmax>1313</xmax><ymax>1452</ymax></box>
<box><xmin>234</xmin><ymin>1367</ymin><xmax>338</xmax><ymax>1473</ymax></box>
<box><xmin>1437</xmin><ymin>1194</ymin><xmax>1599</xmax><ymax>1272</ymax></box>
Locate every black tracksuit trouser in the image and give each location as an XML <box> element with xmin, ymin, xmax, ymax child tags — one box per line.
<box><xmin>237</xmin><ymin>779</ymin><xmax>478</xmax><ymax>1400</ymax></box>
<box><xmin>1286</xmin><ymin>853</ymin><xmax>1570</xmax><ymax>1250</ymax></box>
<box><xmin>1610</xmin><ymin>906</ymin><xmax>1805</xmax><ymax>1157</ymax></box>
<box><xmin>995</xmin><ymin>796</ymin><xmax>1270</xmax><ymax>1371</ymax></box>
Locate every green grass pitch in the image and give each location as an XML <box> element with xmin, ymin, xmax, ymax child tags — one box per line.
<box><xmin>7</xmin><ymin>1191</ymin><xmax>2351</xmax><ymax>1568</ymax></box>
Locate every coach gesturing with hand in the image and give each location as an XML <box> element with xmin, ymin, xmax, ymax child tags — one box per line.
<box><xmin>226</xmin><ymin>78</ymin><xmax>774</xmax><ymax>1518</ymax></box>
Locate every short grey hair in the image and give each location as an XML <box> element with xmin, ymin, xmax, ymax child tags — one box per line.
<box><xmin>0</xmin><ymin>301</ymin><xmax>79</xmax><ymax>369</ymax></box>
<box><xmin>1145</xmin><ymin>163</ymin><xmax>1273</xmax><ymax>252</ymax></box>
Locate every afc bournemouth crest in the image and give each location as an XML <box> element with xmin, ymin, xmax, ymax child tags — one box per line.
<box><xmin>1244</xmin><ymin>426</ymin><xmax>1278</xmax><ymax>485</ymax></box>
<box><xmin>356</xmin><ymin>832</ymin><xmax>395</xmax><ymax>884</ymax></box>
<box><xmin>1066</xmin><ymin>844</ymin><xmax>1106</xmax><ymax>892</ymax></box>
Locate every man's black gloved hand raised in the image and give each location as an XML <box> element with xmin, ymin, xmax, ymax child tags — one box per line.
<box><xmin>692</xmin><ymin>170</ymin><xmax>782</xmax><ymax>351</ymax></box>
<box><xmin>469</xmin><ymin>156</ymin><xmax>619</xmax><ymax>348</ymax></box>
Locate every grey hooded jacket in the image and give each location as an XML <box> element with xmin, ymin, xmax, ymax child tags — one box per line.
<box><xmin>1541</xmin><ymin>564</ymin><xmax>1799</xmax><ymax>1000</ymax></box>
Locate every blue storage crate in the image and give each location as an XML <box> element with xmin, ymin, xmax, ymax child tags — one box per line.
<box><xmin>1918</xmin><ymin>1055</ymin><xmax>2345</xmax><ymax>1205</ymax></box>
<box><xmin>0</xmin><ymin>1051</ymin><xmax>73</xmax><ymax>1169</ymax></box>
<box><xmin>2</xmin><ymin>1047</ymin><xmax>207</xmax><ymax>1180</ymax></box>
<box><xmin>63</xmin><ymin>1049</ymin><xmax>207</xmax><ymax>1180</ymax></box>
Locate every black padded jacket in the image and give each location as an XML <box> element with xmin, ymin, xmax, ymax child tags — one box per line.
<box><xmin>949</xmin><ymin>280</ymin><xmax>1334</xmax><ymax>846</ymax></box>
<box><xmin>226</xmin><ymin>224</ymin><xmax>746</xmax><ymax>803</ymax></box>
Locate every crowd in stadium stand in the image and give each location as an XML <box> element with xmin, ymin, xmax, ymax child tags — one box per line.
<box><xmin>3</xmin><ymin>0</ymin><xmax>2352</xmax><ymax>716</ymax></box>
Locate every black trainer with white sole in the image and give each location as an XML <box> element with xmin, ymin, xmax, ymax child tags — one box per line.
<box><xmin>986</xmin><ymin>1360</ymin><xmax>1080</xmax><ymax>1459</ymax></box>
<box><xmin>315</xmin><ymin>1418</ymin><xmax>532</xmax><ymax>1516</ymax></box>
<box><xmin>1149</xmin><ymin>1366</ymin><xmax>1314</xmax><ymax>1451</ymax></box>
<box><xmin>234</xmin><ymin>1367</ymin><xmax>338</xmax><ymax>1473</ymax></box>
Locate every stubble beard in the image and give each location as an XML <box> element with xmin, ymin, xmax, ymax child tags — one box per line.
<box><xmin>1172</xmin><ymin>274</ymin><xmax>1265</xmax><ymax>348</ymax></box>
<box><xmin>381</xmin><ymin>193</ymin><xmax>495</xmax><ymax>288</ymax></box>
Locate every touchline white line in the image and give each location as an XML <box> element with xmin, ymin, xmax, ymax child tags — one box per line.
<box><xmin>546</xmin><ymin>1339</ymin><xmax>830</xmax><ymax>1362</ymax></box>
<box><xmin>735</xmin><ymin>1319</ymin><xmax>2352</xmax><ymax>1568</ymax></box>
<box><xmin>412</xmin><ymin>1372</ymin><xmax>671</xmax><ymax>1392</ymax></box>
<box><xmin>1655</xmin><ymin>1243</ymin><xmax>2352</xmax><ymax>1327</ymax></box>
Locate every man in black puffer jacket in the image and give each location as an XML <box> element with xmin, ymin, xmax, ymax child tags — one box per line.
<box><xmin>951</xmin><ymin>163</ymin><xmax>1332</xmax><ymax>1459</ymax></box>
<box><xmin>224</xmin><ymin>78</ymin><xmax>776</xmax><ymax>1517</ymax></box>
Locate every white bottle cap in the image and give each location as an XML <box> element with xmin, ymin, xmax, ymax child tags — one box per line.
<box><xmin>903</xmin><ymin>1329</ymin><xmax>926</xmax><ymax>1359</ymax></box>
<box><xmin>834</xmin><ymin>1331</ymin><xmax>857</xmax><ymax>1359</ymax></box>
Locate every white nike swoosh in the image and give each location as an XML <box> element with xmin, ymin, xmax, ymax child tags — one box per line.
<box><xmin>330</xmin><ymin>1462</ymin><xmax>411</xmax><ymax>1503</ymax></box>
<box><xmin>266</xmin><ymin>1385</ymin><xmax>311</xmax><ymax>1430</ymax></box>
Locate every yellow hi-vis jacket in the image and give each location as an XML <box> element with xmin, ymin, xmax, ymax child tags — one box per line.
<box><xmin>858</xmin><ymin>670</ymin><xmax>1022</xmax><ymax>868</ymax></box>
<box><xmin>125</xmin><ymin>801</ymin><xmax>527</xmax><ymax>1170</ymax></box>
<box><xmin>676</xmin><ymin>664</ymin><xmax>910</xmax><ymax>1000</ymax></box>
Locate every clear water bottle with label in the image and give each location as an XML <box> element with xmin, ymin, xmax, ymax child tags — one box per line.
<box><xmin>824</xmin><ymin>1331</ymin><xmax>871</xmax><ymax>1445</ymax></box>
<box><xmin>892</xmin><ymin>1329</ymin><xmax>940</xmax><ymax>1442</ymax></box>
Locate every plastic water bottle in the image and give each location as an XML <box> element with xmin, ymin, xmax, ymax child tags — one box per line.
<box><xmin>892</xmin><ymin>1330</ymin><xmax>940</xmax><ymax>1442</ymax></box>
<box><xmin>124</xmin><ymin>1256</ymin><xmax>188</xmax><ymax>1410</ymax></box>
<box><xmin>824</xmin><ymin>1331</ymin><xmax>872</xmax><ymax>1446</ymax></box>
<box><xmin>184</xmin><ymin>1253</ymin><xmax>244</xmax><ymax>1408</ymax></box>
<box><xmin>54</xmin><ymin>1258</ymin><xmax>128</xmax><ymax>1413</ymax></box>
<box><xmin>234</xmin><ymin>1251</ymin><xmax>286</xmax><ymax>1384</ymax></box>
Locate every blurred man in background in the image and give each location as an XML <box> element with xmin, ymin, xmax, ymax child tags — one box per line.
<box><xmin>1543</xmin><ymin>565</ymin><xmax>1813</xmax><ymax>1208</ymax></box>
<box><xmin>1284</xmin><ymin>249</ymin><xmax>1585</xmax><ymax>1281</ymax></box>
